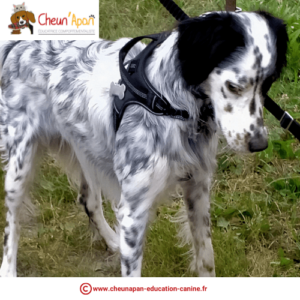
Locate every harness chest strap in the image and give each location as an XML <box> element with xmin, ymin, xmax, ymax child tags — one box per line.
<box><xmin>111</xmin><ymin>33</ymin><xmax>189</xmax><ymax>132</ymax></box>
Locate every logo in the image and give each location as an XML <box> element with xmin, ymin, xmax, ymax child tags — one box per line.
<box><xmin>37</xmin><ymin>11</ymin><xmax>96</xmax><ymax>35</ymax></box>
<box><xmin>80</xmin><ymin>283</ymin><xmax>92</xmax><ymax>295</ymax></box>
<box><xmin>38</xmin><ymin>12</ymin><xmax>95</xmax><ymax>28</ymax></box>
<box><xmin>8</xmin><ymin>2</ymin><xmax>36</xmax><ymax>35</ymax></box>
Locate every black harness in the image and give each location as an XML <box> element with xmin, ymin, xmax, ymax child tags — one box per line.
<box><xmin>111</xmin><ymin>33</ymin><xmax>189</xmax><ymax>132</ymax></box>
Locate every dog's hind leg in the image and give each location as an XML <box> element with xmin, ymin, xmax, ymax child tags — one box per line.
<box><xmin>78</xmin><ymin>172</ymin><xmax>119</xmax><ymax>252</ymax></box>
<box><xmin>0</xmin><ymin>131</ymin><xmax>38</xmax><ymax>277</ymax></box>
<box><xmin>182</xmin><ymin>176</ymin><xmax>215</xmax><ymax>277</ymax></box>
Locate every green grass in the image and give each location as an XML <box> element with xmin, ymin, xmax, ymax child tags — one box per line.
<box><xmin>0</xmin><ymin>0</ymin><xmax>300</xmax><ymax>277</ymax></box>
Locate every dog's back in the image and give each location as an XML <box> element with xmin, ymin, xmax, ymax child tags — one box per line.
<box><xmin>0</xmin><ymin>39</ymin><xmax>145</xmax><ymax>148</ymax></box>
<box><xmin>1</xmin><ymin>41</ymin><xmax>111</xmax><ymax>148</ymax></box>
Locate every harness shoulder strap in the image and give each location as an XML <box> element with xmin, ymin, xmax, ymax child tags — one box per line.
<box><xmin>113</xmin><ymin>33</ymin><xmax>189</xmax><ymax>131</ymax></box>
<box><xmin>118</xmin><ymin>33</ymin><xmax>163</xmax><ymax>101</ymax></box>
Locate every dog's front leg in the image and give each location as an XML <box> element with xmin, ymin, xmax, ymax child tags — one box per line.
<box><xmin>115</xmin><ymin>152</ymin><xmax>168</xmax><ymax>276</ymax></box>
<box><xmin>117</xmin><ymin>187</ymin><xmax>149</xmax><ymax>277</ymax></box>
<box><xmin>182</xmin><ymin>176</ymin><xmax>215</xmax><ymax>277</ymax></box>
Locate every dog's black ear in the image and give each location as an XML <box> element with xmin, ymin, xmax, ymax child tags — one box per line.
<box><xmin>176</xmin><ymin>13</ymin><xmax>245</xmax><ymax>86</ymax></box>
<box><xmin>257</xmin><ymin>11</ymin><xmax>288</xmax><ymax>78</ymax></box>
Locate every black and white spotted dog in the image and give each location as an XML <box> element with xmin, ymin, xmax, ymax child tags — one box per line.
<box><xmin>0</xmin><ymin>11</ymin><xmax>287</xmax><ymax>277</ymax></box>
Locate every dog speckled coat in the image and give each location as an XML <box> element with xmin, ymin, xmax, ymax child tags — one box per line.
<box><xmin>0</xmin><ymin>11</ymin><xmax>287</xmax><ymax>277</ymax></box>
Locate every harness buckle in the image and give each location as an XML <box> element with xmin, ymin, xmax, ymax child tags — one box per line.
<box><xmin>152</xmin><ymin>95</ymin><xmax>169</xmax><ymax>113</ymax></box>
<box><xmin>280</xmin><ymin>111</ymin><xmax>294</xmax><ymax>131</ymax></box>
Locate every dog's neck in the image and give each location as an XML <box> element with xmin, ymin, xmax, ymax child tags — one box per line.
<box><xmin>145</xmin><ymin>32</ymin><xmax>197</xmax><ymax>118</ymax></box>
<box><xmin>145</xmin><ymin>31</ymin><xmax>217</xmax><ymax>137</ymax></box>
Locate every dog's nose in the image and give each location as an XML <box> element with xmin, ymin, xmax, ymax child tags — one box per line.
<box><xmin>249</xmin><ymin>132</ymin><xmax>268</xmax><ymax>152</ymax></box>
<box><xmin>20</xmin><ymin>21</ymin><xmax>25</xmax><ymax>24</ymax></box>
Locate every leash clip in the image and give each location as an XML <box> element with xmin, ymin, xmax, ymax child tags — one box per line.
<box><xmin>280</xmin><ymin>111</ymin><xmax>294</xmax><ymax>131</ymax></box>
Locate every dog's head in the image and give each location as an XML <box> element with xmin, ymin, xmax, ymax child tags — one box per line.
<box><xmin>177</xmin><ymin>11</ymin><xmax>288</xmax><ymax>153</ymax></box>
<box><xmin>11</xmin><ymin>10</ymin><xmax>35</xmax><ymax>26</ymax></box>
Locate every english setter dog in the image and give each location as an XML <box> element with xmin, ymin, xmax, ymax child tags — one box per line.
<box><xmin>0</xmin><ymin>11</ymin><xmax>287</xmax><ymax>277</ymax></box>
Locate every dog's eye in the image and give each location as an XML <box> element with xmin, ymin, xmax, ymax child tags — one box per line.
<box><xmin>22</xmin><ymin>15</ymin><xmax>25</xmax><ymax>18</ymax></box>
<box><xmin>17</xmin><ymin>16</ymin><xmax>19</xmax><ymax>19</ymax></box>
<box><xmin>226</xmin><ymin>81</ymin><xmax>242</xmax><ymax>95</ymax></box>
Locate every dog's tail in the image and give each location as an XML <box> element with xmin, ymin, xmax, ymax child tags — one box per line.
<box><xmin>0</xmin><ymin>41</ymin><xmax>20</xmax><ymax>80</ymax></box>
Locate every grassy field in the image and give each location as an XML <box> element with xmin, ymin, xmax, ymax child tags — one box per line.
<box><xmin>0</xmin><ymin>0</ymin><xmax>300</xmax><ymax>277</ymax></box>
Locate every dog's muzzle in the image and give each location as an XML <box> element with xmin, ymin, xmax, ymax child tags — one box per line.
<box><xmin>249</xmin><ymin>132</ymin><xmax>268</xmax><ymax>152</ymax></box>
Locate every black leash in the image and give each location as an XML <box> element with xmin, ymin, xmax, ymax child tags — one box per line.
<box><xmin>158</xmin><ymin>0</ymin><xmax>189</xmax><ymax>21</ymax></box>
<box><xmin>158</xmin><ymin>0</ymin><xmax>300</xmax><ymax>142</ymax></box>
<box><xmin>265</xmin><ymin>95</ymin><xmax>300</xmax><ymax>140</ymax></box>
